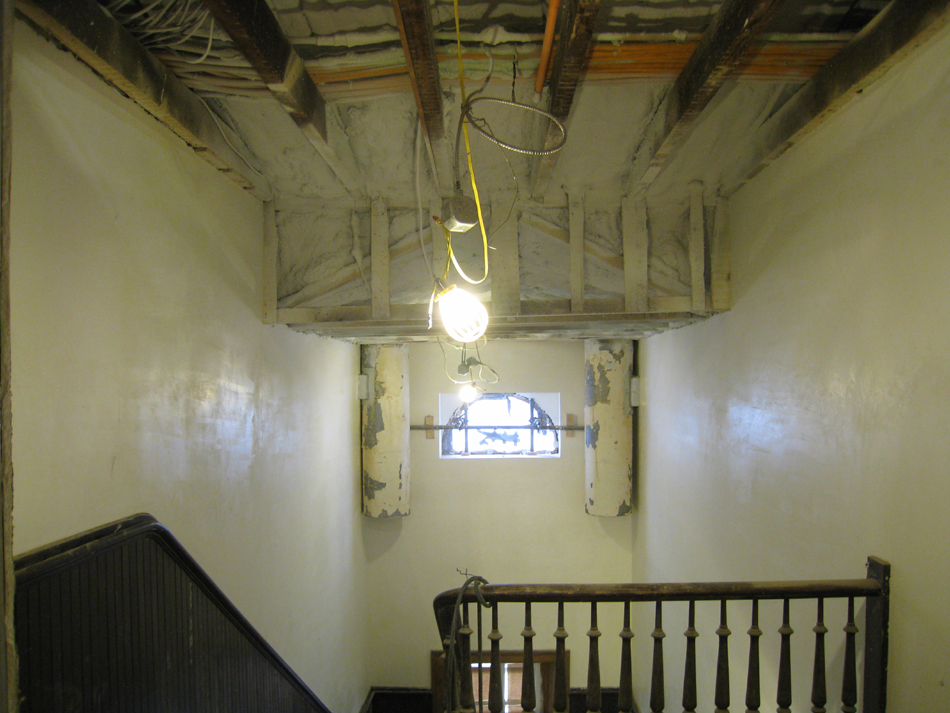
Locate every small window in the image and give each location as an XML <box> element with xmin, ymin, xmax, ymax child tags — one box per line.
<box><xmin>439</xmin><ymin>393</ymin><xmax>560</xmax><ymax>458</ymax></box>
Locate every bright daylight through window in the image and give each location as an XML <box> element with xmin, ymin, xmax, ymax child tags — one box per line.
<box><xmin>439</xmin><ymin>392</ymin><xmax>560</xmax><ymax>458</ymax></box>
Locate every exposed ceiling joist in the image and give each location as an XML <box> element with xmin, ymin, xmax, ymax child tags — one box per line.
<box><xmin>727</xmin><ymin>0</ymin><xmax>950</xmax><ymax>191</ymax></box>
<box><xmin>280</xmin><ymin>304</ymin><xmax>702</xmax><ymax>342</ymax></box>
<box><xmin>201</xmin><ymin>0</ymin><xmax>364</xmax><ymax>196</ymax></box>
<box><xmin>392</xmin><ymin>0</ymin><xmax>453</xmax><ymax>195</ymax></box>
<box><xmin>623</xmin><ymin>0</ymin><xmax>786</xmax><ymax>196</ymax></box>
<box><xmin>532</xmin><ymin>0</ymin><xmax>603</xmax><ymax>197</ymax></box>
<box><xmin>15</xmin><ymin>0</ymin><xmax>269</xmax><ymax>196</ymax></box>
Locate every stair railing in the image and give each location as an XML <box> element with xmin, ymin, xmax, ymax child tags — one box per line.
<box><xmin>434</xmin><ymin>557</ymin><xmax>889</xmax><ymax>713</ymax></box>
<box><xmin>15</xmin><ymin>513</ymin><xmax>332</xmax><ymax>713</ymax></box>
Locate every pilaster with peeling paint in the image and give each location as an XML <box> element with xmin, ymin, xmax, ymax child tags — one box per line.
<box><xmin>584</xmin><ymin>339</ymin><xmax>633</xmax><ymax>517</ymax></box>
<box><xmin>361</xmin><ymin>344</ymin><xmax>410</xmax><ymax>518</ymax></box>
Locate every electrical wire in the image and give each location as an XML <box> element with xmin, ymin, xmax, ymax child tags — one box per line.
<box><xmin>463</xmin><ymin>97</ymin><xmax>567</xmax><ymax>155</ymax></box>
<box><xmin>438</xmin><ymin>338</ymin><xmax>499</xmax><ymax>386</ymax></box>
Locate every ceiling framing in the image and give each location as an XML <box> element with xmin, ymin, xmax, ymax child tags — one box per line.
<box><xmin>13</xmin><ymin>0</ymin><xmax>950</xmax><ymax>341</ymax></box>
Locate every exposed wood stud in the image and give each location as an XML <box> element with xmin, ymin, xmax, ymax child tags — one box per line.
<box><xmin>728</xmin><ymin>0</ymin><xmax>950</xmax><ymax>191</ymax></box>
<box><xmin>491</xmin><ymin>194</ymin><xmax>521</xmax><ymax>316</ymax></box>
<box><xmin>279</xmin><ymin>213</ymin><xmax>432</xmax><ymax>309</ymax></box>
<box><xmin>532</xmin><ymin>0</ymin><xmax>604</xmax><ymax>196</ymax></box>
<box><xmin>710</xmin><ymin>197</ymin><xmax>731</xmax><ymax>311</ymax></box>
<box><xmin>199</xmin><ymin>0</ymin><xmax>363</xmax><ymax>195</ymax></box>
<box><xmin>622</xmin><ymin>195</ymin><xmax>649</xmax><ymax>312</ymax></box>
<box><xmin>521</xmin><ymin>213</ymin><xmax>623</xmax><ymax>271</ymax></box>
<box><xmin>624</xmin><ymin>0</ymin><xmax>786</xmax><ymax>194</ymax></box>
<box><xmin>16</xmin><ymin>0</ymin><xmax>267</xmax><ymax>194</ymax></box>
<box><xmin>392</xmin><ymin>0</ymin><xmax>453</xmax><ymax>195</ymax></box>
<box><xmin>689</xmin><ymin>183</ymin><xmax>706</xmax><ymax>313</ymax></box>
<box><xmin>371</xmin><ymin>199</ymin><xmax>391</xmax><ymax>320</ymax></box>
<box><xmin>262</xmin><ymin>202</ymin><xmax>278</xmax><ymax>324</ymax></box>
<box><xmin>569</xmin><ymin>198</ymin><xmax>585</xmax><ymax>314</ymax></box>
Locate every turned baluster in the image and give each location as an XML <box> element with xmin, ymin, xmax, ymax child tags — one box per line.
<box><xmin>553</xmin><ymin>602</ymin><xmax>569</xmax><ymax>713</ymax></box>
<box><xmin>460</xmin><ymin>604</ymin><xmax>476</xmax><ymax>713</ymax></box>
<box><xmin>650</xmin><ymin>601</ymin><xmax>666</xmax><ymax>713</ymax></box>
<box><xmin>745</xmin><ymin>601</ymin><xmax>762</xmax><ymax>713</ymax></box>
<box><xmin>587</xmin><ymin>602</ymin><xmax>602</xmax><ymax>713</ymax></box>
<box><xmin>682</xmin><ymin>601</ymin><xmax>698</xmax><ymax>713</ymax></box>
<box><xmin>811</xmin><ymin>599</ymin><xmax>827</xmax><ymax>713</ymax></box>
<box><xmin>522</xmin><ymin>603</ymin><xmax>537</xmax><ymax>713</ymax></box>
<box><xmin>443</xmin><ymin>633</ymin><xmax>457</xmax><ymax>713</ymax></box>
<box><xmin>619</xmin><ymin>602</ymin><xmax>635</xmax><ymax>713</ymax></box>
<box><xmin>715</xmin><ymin>600</ymin><xmax>731</xmax><ymax>713</ymax></box>
<box><xmin>776</xmin><ymin>599</ymin><xmax>793</xmax><ymax>713</ymax></box>
<box><xmin>488</xmin><ymin>604</ymin><xmax>504</xmax><ymax>713</ymax></box>
<box><xmin>841</xmin><ymin>598</ymin><xmax>858</xmax><ymax>713</ymax></box>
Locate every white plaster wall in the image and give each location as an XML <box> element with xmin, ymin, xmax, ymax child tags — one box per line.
<box><xmin>364</xmin><ymin>340</ymin><xmax>635</xmax><ymax>690</ymax></box>
<box><xmin>637</xmin><ymin>23</ymin><xmax>950</xmax><ymax>712</ymax></box>
<box><xmin>10</xmin><ymin>25</ymin><xmax>369</xmax><ymax>713</ymax></box>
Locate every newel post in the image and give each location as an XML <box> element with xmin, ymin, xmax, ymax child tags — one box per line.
<box><xmin>863</xmin><ymin>557</ymin><xmax>890</xmax><ymax>713</ymax></box>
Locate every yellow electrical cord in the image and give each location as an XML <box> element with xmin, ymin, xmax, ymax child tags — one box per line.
<box><xmin>426</xmin><ymin>0</ymin><xmax>492</xmax><ymax>330</ymax></box>
<box><xmin>450</xmin><ymin>0</ymin><xmax>490</xmax><ymax>285</ymax></box>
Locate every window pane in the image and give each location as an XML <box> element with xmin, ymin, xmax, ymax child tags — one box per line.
<box><xmin>440</xmin><ymin>393</ymin><xmax>560</xmax><ymax>458</ymax></box>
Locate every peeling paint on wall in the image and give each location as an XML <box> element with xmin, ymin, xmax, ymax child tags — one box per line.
<box><xmin>584</xmin><ymin>339</ymin><xmax>633</xmax><ymax>517</ymax></box>
<box><xmin>360</xmin><ymin>345</ymin><xmax>410</xmax><ymax>518</ymax></box>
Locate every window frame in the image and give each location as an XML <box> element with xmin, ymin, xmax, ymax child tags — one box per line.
<box><xmin>439</xmin><ymin>392</ymin><xmax>561</xmax><ymax>459</ymax></box>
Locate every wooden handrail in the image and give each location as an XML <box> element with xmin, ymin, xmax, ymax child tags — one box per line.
<box><xmin>434</xmin><ymin>576</ymin><xmax>883</xmax><ymax>640</ymax></box>
<box><xmin>434</xmin><ymin>558</ymin><xmax>890</xmax><ymax>713</ymax></box>
<box><xmin>15</xmin><ymin>513</ymin><xmax>331</xmax><ymax>712</ymax></box>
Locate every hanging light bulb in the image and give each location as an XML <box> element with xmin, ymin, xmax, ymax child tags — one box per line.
<box><xmin>459</xmin><ymin>383</ymin><xmax>480</xmax><ymax>403</ymax></box>
<box><xmin>436</xmin><ymin>285</ymin><xmax>489</xmax><ymax>342</ymax></box>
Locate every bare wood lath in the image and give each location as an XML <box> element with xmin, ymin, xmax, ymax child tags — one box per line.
<box><xmin>201</xmin><ymin>0</ymin><xmax>363</xmax><ymax>195</ymax></box>
<box><xmin>16</xmin><ymin>0</ymin><xmax>268</xmax><ymax>194</ymax></box>
<box><xmin>533</xmin><ymin>0</ymin><xmax>603</xmax><ymax>196</ymax></box>
<box><xmin>392</xmin><ymin>0</ymin><xmax>453</xmax><ymax>195</ymax></box>
<box><xmin>727</xmin><ymin>0</ymin><xmax>950</xmax><ymax>191</ymax></box>
<box><xmin>624</xmin><ymin>0</ymin><xmax>786</xmax><ymax>194</ymax></box>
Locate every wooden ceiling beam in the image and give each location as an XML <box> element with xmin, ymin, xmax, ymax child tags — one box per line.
<box><xmin>726</xmin><ymin>0</ymin><xmax>950</xmax><ymax>192</ymax></box>
<box><xmin>392</xmin><ymin>0</ymin><xmax>453</xmax><ymax>195</ymax></box>
<box><xmin>200</xmin><ymin>0</ymin><xmax>363</xmax><ymax>196</ymax></box>
<box><xmin>532</xmin><ymin>0</ymin><xmax>604</xmax><ymax>197</ymax></box>
<box><xmin>15</xmin><ymin>0</ymin><xmax>269</xmax><ymax>195</ymax></box>
<box><xmin>278</xmin><ymin>303</ymin><xmax>703</xmax><ymax>342</ymax></box>
<box><xmin>623</xmin><ymin>0</ymin><xmax>786</xmax><ymax>195</ymax></box>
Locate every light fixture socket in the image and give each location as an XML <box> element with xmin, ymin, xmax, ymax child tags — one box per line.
<box><xmin>436</xmin><ymin>285</ymin><xmax>489</xmax><ymax>343</ymax></box>
<box><xmin>441</xmin><ymin>193</ymin><xmax>478</xmax><ymax>232</ymax></box>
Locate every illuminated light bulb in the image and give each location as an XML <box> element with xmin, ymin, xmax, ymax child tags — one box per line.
<box><xmin>437</xmin><ymin>285</ymin><xmax>489</xmax><ymax>343</ymax></box>
<box><xmin>459</xmin><ymin>383</ymin><xmax>480</xmax><ymax>403</ymax></box>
